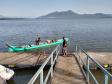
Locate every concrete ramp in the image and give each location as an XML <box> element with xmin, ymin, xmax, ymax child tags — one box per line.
<box><xmin>51</xmin><ymin>54</ymin><xmax>87</xmax><ymax>84</ymax></box>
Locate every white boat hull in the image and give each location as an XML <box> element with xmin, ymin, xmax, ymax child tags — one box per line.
<box><xmin>0</xmin><ymin>65</ymin><xmax>14</xmax><ymax>80</ymax></box>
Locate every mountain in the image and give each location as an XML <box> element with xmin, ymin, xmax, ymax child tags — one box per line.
<box><xmin>37</xmin><ymin>10</ymin><xmax>112</xmax><ymax>19</ymax></box>
<box><xmin>38</xmin><ymin>10</ymin><xmax>79</xmax><ymax>19</ymax></box>
<box><xmin>1</xmin><ymin>10</ymin><xmax>112</xmax><ymax>19</ymax></box>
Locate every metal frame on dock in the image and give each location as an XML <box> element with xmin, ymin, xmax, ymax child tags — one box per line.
<box><xmin>27</xmin><ymin>45</ymin><xmax>60</xmax><ymax>84</ymax></box>
<box><xmin>75</xmin><ymin>45</ymin><xmax>112</xmax><ymax>84</ymax></box>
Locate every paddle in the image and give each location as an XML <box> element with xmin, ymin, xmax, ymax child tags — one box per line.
<box><xmin>6</xmin><ymin>43</ymin><xmax>14</xmax><ymax>49</ymax></box>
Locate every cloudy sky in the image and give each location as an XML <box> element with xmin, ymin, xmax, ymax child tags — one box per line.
<box><xmin>0</xmin><ymin>0</ymin><xmax>112</xmax><ymax>17</ymax></box>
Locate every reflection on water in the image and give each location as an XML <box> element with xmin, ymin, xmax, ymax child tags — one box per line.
<box><xmin>7</xmin><ymin>67</ymin><xmax>112</xmax><ymax>84</ymax></box>
<box><xmin>7</xmin><ymin>69</ymin><xmax>37</xmax><ymax>84</ymax></box>
<box><xmin>7</xmin><ymin>68</ymin><xmax>50</xmax><ymax>84</ymax></box>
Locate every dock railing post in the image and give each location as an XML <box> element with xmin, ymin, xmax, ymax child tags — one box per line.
<box><xmin>87</xmin><ymin>56</ymin><xmax>90</xmax><ymax>83</ymax></box>
<box><xmin>76</xmin><ymin>45</ymin><xmax>78</xmax><ymax>57</ymax></box>
<box><xmin>79</xmin><ymin>49</ymin><xmax>81</xmax><ymax>63</ymax></box>
<box><xmin>40</xmin><ymin>69</ymin><xmax>43</xmax><ymax>84</ymax></box>
<box><xmin>104</xmin><ymin>72</ymin><xmax>109</xmax><ymax>84</ymax></box>
<box><xmin>51</xmin><ymin>53</ymin><xmax>53</xmax><ymax>78</ymax></box>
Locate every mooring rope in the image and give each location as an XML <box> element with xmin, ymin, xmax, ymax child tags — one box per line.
<box><xmin>33</xmin><ymin>54</ymin><xmax>41</xmax><ymax>66</ymax></box>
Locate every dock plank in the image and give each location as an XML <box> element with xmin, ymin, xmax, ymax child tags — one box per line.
<box><xmin>0</xmin><ymin>53</ymin><xmax>48</xmax><ymax>66</ymax></box>
<box><xmin>52</xmin><ymin>54</ymin><xmax>87</xmax><ymax>84</ymax></box>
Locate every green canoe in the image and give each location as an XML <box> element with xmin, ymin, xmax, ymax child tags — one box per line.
<box><xmin>7</xmin><ymin>38</ymin><xmax>68</xmax><ymax>52</ymax></box>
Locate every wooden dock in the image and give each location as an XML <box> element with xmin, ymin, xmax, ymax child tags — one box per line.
<box><xmin>51</xmin><ymin>54</ymin><xmax>87</xmax><ymax>84</ymax></box>
<box><xmin>26</xmin><ymin>45</ymin><xmax>112</xmax><ymax>84</ymax></box>
<box><xmin>77</xmin><ymin>52</ymin><xmax>112</xmax><ymax>69</ymax></box>
<box><xmin>0</xmin><ymin>52</ymin><xmax>49</xmax><ymax>69</ymax></box>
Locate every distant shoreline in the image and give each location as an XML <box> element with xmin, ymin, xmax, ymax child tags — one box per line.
<box><xmin>0</xmin><ymin>18</ymin><xmax>31</xmax><ymax>20</ymax></box>
<box><xmin>0</xmin><ymin>17</ymin><xmax>112</xmax><ymax>20</ymax></box>
<box><xmin>1</xmin><ymin>10</ymin><xmax>112</xmax><ymax>20</ymax></box>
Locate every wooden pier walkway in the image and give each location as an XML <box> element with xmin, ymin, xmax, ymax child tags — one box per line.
<box><xmin>0</xmin><ymin>52</ymin><xmax>49</xmax><ymax>68</ymax></box>
<box><xmin>51</xmin><ymin>54</ymin><xmax>87</xmax><ymax>84</ymax></box>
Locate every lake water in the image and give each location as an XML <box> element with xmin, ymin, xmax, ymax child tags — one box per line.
<box><xmin>1</xmin><ymin>18</ymin><xmax>112</xmax><ymax>52</ymax></box>
<box><xmin>1</xmin><ymin>18</ymin><xmax>112</xmax><ymax>83</ymax></box>
<box><xmin>7</xmin><ymin>69</ymin><xmax>37</xmax><ymax>84</ymax></box>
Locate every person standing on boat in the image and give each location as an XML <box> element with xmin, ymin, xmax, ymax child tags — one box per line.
<box><xmin>35</xmin><ymin>37</ymin><xmax>41</xmax><ymax>45</ymax></box>
<box><xmin>62</xmin><ymin>37</ymin><xmax>67</xmax><ymax>56</ymax></box>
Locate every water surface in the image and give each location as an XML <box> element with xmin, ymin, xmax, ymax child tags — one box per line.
<box><xmin>1</xmin><ymin>18</ymin><xmax>112</xmax><ymax>83</ymax></box>
<box><xmin>0</xmin><ymin>18</ymin><xmax>112</xmax><ymax>52</ymax></box>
